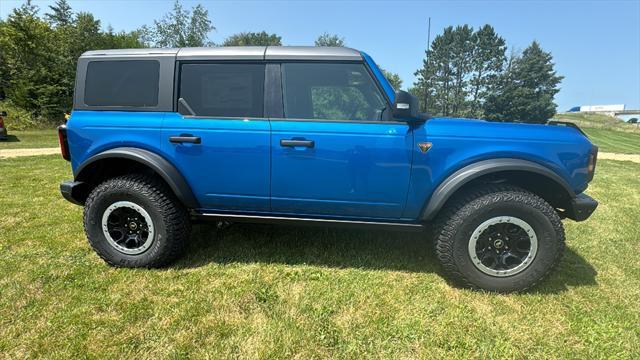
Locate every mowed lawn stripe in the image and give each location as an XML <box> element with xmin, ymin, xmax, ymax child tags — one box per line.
<box><xmin>583</xmin><ymin>128</ymin><xmax>640</xmax><ymax>154</ymax></box>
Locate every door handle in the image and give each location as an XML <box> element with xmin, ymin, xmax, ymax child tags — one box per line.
<box><xmin>280</xmin><ymin>139</ymin><xmax>315</xmax><ymax>148</ymax></box>
<box><xmin>169</xmin><ymin>136</ymin><xmax>201</xmax><ymax>144</ymax></box>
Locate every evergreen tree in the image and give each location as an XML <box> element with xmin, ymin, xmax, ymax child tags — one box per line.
<box><xmin>484</xmin><ymin>41</ymin><xmax>563</xmax><ymax>123</ymax></box>
<box><xmin>45</xmin><ymin>0</ymin><xmax>73</xmax><ymax>27</ymax></box>
<box><xmin>414</xmin><ymin>25</ymin><xmax>482</xmax><ymax>116</ymax></box>
<box><xmin>449</xmin><ymin>25</ymin><xmax>474</xmax><ymax>116</ymax></box>
<box><xmin>469</xmin><ymin>25</ymin><xmax>506</xmax><ymax>118</ymax></box>
<box><xmin>222</xmin><ymin>31</ymin><xmax>282</xmax><ymax>46</ymax></box>
<box><xmin>414</xmin><ymin>26</ymin><xmax>457</xmax><ymax>116</ymax></box>
<box><xmin>315</xmin><ymin>32</ymin><xmax>345</xmax><ymax>47</ymax></box>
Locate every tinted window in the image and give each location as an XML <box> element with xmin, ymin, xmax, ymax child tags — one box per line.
<box><xmin>179</xmin><ymin>63</ymin><xmax>265</xmax><ymax>118</ymax></box>
<box><xmin>282</xmin><ymin>63</ymin><xmax>386</xmax><ymax>121</ymax></box>
<box><xmin>84</xmin><ymin>60</ymin><xmax>159</xmax><ymax>107</ymax></box>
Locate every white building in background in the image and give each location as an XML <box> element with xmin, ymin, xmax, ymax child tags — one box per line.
<box><xmin>579</xmin><ymin>104</ymin><xmax>625</xmax><ymax>113</ymax></box>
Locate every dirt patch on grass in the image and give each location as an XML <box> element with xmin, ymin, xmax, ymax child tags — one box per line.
<box><xmin>0</xmin><ymin>148</ymin><xmax>59</xmax><ymax>158</ymax></box>
<box><xmin>598</xmin><ymin>152</ymin><xmax>640</xmax><ymax>163</ymax></box>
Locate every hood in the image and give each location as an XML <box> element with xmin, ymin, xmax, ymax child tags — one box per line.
<box><xmin>426</xmin><ymin>117</ymin><xmax>590</xmax><ymax>143</ymax></box>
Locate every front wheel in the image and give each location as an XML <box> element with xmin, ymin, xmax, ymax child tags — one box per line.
<box><xmin>83</xmin><ymin>174</ymin><xmax>190</xmax><ymax>268</ymax></box>
<box><xmin>433</xmin><ymin>185</ymin><xmax>565</xmax><ymax>293</ymax></box>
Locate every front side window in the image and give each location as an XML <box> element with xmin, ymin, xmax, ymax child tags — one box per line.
<box><xmin>179</xmin><ymin>63</ymin><xmax>265</xmax><ymax>118</ymax></box>
<box><xmin>282</xmin><ymin>63</ymin><xmax>387</xmax><ymax>121</ymax></box>
<box><xmin>84</xmin><ymin>60</ymin><xmax>160</xmax><ymax>107</ymax></box>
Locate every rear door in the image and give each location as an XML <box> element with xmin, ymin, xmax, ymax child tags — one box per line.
<box><xmin>161</xmin><ymin>62</ymin><xmax>271</xmax><ymax>212</ymax></box>
<box><xmin>270</xmin><ymin>62</ymin><xmax>413</xmax><ymax>219</ymax></box>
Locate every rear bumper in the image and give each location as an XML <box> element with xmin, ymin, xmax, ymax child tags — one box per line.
<box><xmin>564</xmin><ymin>193</ymin><xmax>598</xmax><ymax>221</ymax></box>
<box><xmin>60</xmin><ymin>180</ymin><xmax>86</xmax><ymax>205</ymax></box>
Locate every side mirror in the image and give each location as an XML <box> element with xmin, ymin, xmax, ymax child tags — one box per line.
<box><xmin>391</xmin><ymin>90</ymin><xmax>427</xmax><ymax>123</ymax></box>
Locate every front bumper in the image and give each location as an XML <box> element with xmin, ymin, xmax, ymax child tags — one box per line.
<box><xmin>60</xmin><ymin>180</ymin><xmax>87</xmax><ymax>205</ymax></box>
<box><xmin>563</xmin><ymin>193</ymin><xmax>598</xmax><ymax>221</ymax></box>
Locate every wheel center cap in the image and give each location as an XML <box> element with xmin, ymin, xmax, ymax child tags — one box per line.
<box><xmin>493</xmin><ymin>239</ymin><xmax>504</xmax><ymax>249</ymax></box>
<box><xmin>129</xmin><ymin>222</ymin><xmax>138</xmax><ymax>230</ymax></box>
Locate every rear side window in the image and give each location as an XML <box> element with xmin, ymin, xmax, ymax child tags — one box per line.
<box><xmin>84</xmin><ymin>60</ymin><xmax>159</xmax><ymax>107</ymax></box>
<box><xmin>179</xmin><ymin>63</ymin><xmax>265</xmax><ymax>118</ymax></box>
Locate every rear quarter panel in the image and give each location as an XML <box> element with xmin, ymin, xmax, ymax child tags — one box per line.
<box><xmin>66</xmin><ymin>111</ymin><xmax>165</xmax><ymax>174</ymax></box>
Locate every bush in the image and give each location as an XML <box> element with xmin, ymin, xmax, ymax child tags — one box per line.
<box><xmin>0</xmin><ymin>100</ymin><xmax>59</xmax><ymax>130</ymax></box>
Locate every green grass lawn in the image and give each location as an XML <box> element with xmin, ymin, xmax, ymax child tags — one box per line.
<box><xmin>555</xmin><ymin>113</ymin><xmax>640</xmax><ymax>134</ymax></box>
<box><xmin>0</xmin><ymin>129</ymin><xmax>58</xmax><ymax>149</ymax></box>
<box><xmin>1</xmin><ymin>155</ymin><xmax>638</xmax><ymax>358</ymax></box>
<box><xmin>583</xmin><ymin>128</ymin><xmax>640</xmax><ymax>154</ymax></box>
<box><xmin>553</xmin><ymin>113</ymin><xmax>640</xmax><ymax>153</ymax></box>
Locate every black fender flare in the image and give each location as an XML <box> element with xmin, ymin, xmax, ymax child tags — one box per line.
<box><xmin>420</xmin><ymin>158</ymin><xmax>575</xmax><ymax>221</ymax></box>
<box><xmin>74</xmin><ymin>147</ymin><xmax>199</xmax><ymax>209</ymax></box>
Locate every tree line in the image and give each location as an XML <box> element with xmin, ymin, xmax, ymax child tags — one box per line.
<box><xmin>0</xmin><ymin>0</ymin><xmax>562</xmax><ymax>127</ymax></box>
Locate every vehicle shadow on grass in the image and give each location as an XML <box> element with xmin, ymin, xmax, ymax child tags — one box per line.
<box><xmin>532</xmin><ymin>246</ymin><xmax>598</xmax><ymax>294</ymax></box>
<box><xmin>178</xmin><ymin>223</ymin><xmax>440</xmax><ymax>274</ymax></box>
<box><xmin>1</xmin><ymin>134</ymin><xmax>20</xmax><ymax>143</ymax></box>
<box><xmin>176</xmin><ymin>223</ymin><xmax>597</xmax><ymax>293</ymax></box>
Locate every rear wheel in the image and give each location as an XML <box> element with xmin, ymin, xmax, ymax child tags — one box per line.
<box><xmin>83</xmin><ymin>174</ymin><xmax>190</xmax><ymax>267</ymax></box>
<box><xmin>433</xmin><ymin>185</ymin><xmax>564</xmax><ymax>292</ymax></box>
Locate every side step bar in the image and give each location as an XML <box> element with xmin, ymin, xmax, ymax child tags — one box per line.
<box><xmin>193</xmin><ymin>212</ymin><xmax>426</xmax><ymax>232</ymax></box>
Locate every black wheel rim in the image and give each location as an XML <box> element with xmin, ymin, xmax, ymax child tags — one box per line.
<box><xmin>468</xmin><ymin>216</ymin><xmax>537</xmax><ymax>277</ymax></box>
<box><xmin>101</xmin><ymin>201</ymin><xmax>155</xmax><ymax>255</ymax></box>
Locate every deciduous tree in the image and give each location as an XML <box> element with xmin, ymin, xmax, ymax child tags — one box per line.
<box><xmin>315</xmin><ymin>32</ymin><xmax>345</xmax><ymax>47</ymax></box>
<box><xmin>314</xmin><ymin>33</ymin><xmax>403</xmax><ymax>90</ymax></box>
<box><xmin>222</xmin><ymin>31</ymin><xmax>282</xmax><ymax>46</ymax></box>
<box><xmin>142</xmin><ymin>0</ymin><xmax>214</xmax><ymax>47</ymax></box>
<box><xmin>0</xmin><ymin>1</ymin><xmax>62</xmax><ymax>120</ymax></box>
<box><xmin>382</xmin><ymin>69</ymin><xmax>402</xmax><ymax>90</ymax></box>
<box><xmin>0</xmin><ymin>0</ymin><xmax>146</xmax><ymax>122</ymax></box>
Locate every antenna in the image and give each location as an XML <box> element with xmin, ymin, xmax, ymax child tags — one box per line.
<box><xmin>424</xmin><ymin>17</ymin><xmax>431</xmax><ymax>112</ymax></box>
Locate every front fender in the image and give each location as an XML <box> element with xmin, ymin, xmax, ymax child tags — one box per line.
<box><xmin>420</xmin><ymin>158</ymin><xmax>575</xmax><ymax>221</ymax></box>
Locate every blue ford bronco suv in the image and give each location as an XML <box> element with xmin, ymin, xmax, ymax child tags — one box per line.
<box><xmin>59</xmin><ymin>46</ymin><xmax>598</xmax><ymax>292</ymax></box>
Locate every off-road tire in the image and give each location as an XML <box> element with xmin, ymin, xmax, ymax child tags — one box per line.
<box><xmin>433</xmin><ymin>184</ymin><xmax>565</xmax><ymax>293</ymax></box>
<box><xmin>83</xmin><ymin>174</ymin><xmax>190</xmax><ymax>267</ymax></box>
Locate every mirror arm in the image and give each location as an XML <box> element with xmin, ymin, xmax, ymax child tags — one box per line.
<box><xmin>178</xmin><ymin>97</ymin><xmax>196</xmax><ymax>116</ymax></box>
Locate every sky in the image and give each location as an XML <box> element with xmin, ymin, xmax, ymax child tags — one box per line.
<box><xmin>2</xmin><ymin>0</ymin><xmax>640</xmax><ymax>111</ymax></box>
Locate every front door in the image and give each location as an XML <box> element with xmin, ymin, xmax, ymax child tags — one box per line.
<box><xmin>270</xmin><ymin>62</ymin><xmax>413</xmax><ymax>219</ymax></box>
<box><xmin>161</xmin><ymin>62</ymin><xmax>271</xmax><ymax>212</ymax></box>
